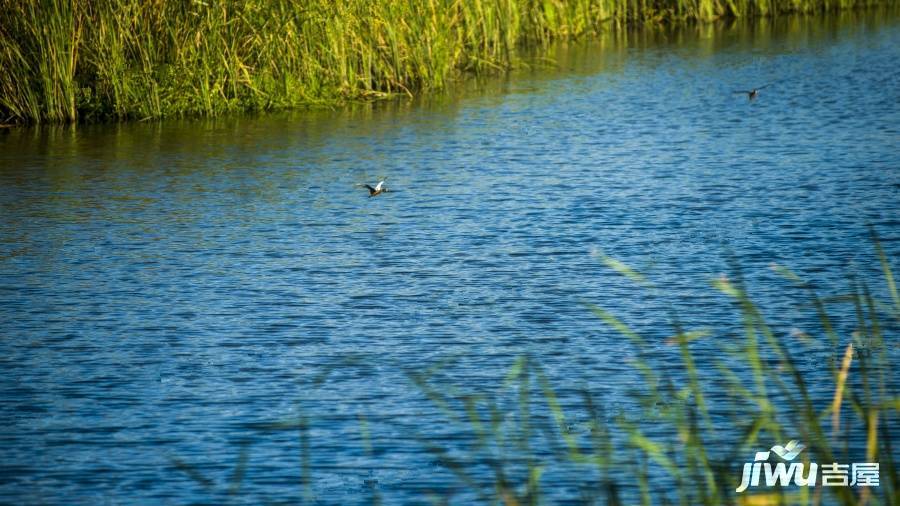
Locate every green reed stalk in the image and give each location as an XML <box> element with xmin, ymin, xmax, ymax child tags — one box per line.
<box><xmin>169</xmin><ymin>232</ymin><xmax>897</xmax><ymax>504</ymax></box>
<box><xmin>398</xmin><ymin>236</ymin><xmax>897</xmax><ymax>505</ymax></box>
<box><xmin>1</xmin><ymin>0</ymin><xmax>896</xmax><ymax>123</ymax></box>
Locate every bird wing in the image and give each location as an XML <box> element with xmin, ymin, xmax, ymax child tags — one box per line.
<box><xmin>364</xmin><ymin>184</ymin><xmax>376</xmax><ymax>192</ymax></box>
<box><xmin>756</xmin><ymin>84</ymin><xmax>771</xmax><ymax>90</ymax></box>
<box><xmin>375</xmin><ymin>181</ymin><xmax>385</xmax><ymax>191</ymax></box>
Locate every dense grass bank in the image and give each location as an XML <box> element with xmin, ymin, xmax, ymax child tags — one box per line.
<box><xmin>0</xmin><ymin>0</ymin><xmax>895</xmax><ymax>124</ymax></box>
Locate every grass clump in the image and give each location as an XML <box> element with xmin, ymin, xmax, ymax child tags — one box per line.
<box><xmin>403</xmin><ymin>233</ymin><xmax>898</xmax><ymax>504</ymax></box>
<box><xmin>172</xmin><ymin>232</ymin><xmax>898</xmax><ymax>504</ymax></box>
<box><xmin>0</xmin><ymin>0</ymin><xmax>896</xmax><ymax>123</ymax></box>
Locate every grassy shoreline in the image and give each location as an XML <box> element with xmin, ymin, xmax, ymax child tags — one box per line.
<box><xmin>0</xmin><ymin>0</ymin><xmax>896</xmax><ymax>124</ymax></box>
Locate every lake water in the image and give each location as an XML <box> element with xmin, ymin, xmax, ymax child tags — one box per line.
<box><xmin>1</xmin><ymin>11</ymin><xmax>899</xmax><ymax>505</ymax></box>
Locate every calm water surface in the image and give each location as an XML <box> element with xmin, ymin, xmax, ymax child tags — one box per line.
<box><xmin>1</xmin><ymin>12</ymin><xmax>899</xmax><ymax>505</ymax></box>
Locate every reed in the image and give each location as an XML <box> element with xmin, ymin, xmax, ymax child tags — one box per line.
<box><xmin>389</xmin><ymin>237</ymin><xmax>897</xmax><ymax>504</ymax></box>
<box><xmin>399</xmin><ymin>237</ymin><xmax>897</xmax><ymax>504</ymax></box>
<box><xmin>0</xmin><ymin>0</ymin><xmax>895</xmax><ymax>123</ymax></box>
<box><xmin>172</xmin><ymin>233</ymin><xmax>898</xmax><ymax>504</ymax></box>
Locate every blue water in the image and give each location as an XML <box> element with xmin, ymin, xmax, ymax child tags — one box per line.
<box><xmin>1</xmin><ymin>13</ymin><xmax>899</xmax><ymax>505</ymax></box>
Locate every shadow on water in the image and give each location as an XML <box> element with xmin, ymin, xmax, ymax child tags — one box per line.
<box><xmin>1</xmin><ymin>6</ymin><xmax>899</xmax><ymax>158</ymax></box>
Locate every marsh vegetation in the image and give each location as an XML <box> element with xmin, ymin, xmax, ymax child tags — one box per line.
<box><xmin>0</xmin><ymin>0</ymin><xmax>896</xmax><ymax>122</ymax></box>
<box><xmin>172</xmin><ymin>235</ymin><xmax>899</xmax><ymax>505</ymax></box>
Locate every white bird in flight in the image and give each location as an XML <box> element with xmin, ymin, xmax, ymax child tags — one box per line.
<box><xmin>361</xmin><ymin>180</ymin><xmax>388</xmax><ymax>197</ymax></box>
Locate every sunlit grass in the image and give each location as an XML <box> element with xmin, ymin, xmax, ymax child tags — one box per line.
<box><xmin>1</xmin><ymin>0</ymin><xmax>896</xmax><ymax>123</ymax></box>
<box><xmin>171</xmin><ymin>232</ymin><xmax>898</xmax><ymax>504</ymax></box>
<box><xmin>398</xmin><ymin>234</ymin><xmax>897</xmax><ymax>504</ymax></box>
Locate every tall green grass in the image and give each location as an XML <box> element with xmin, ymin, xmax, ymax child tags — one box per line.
<box><xmin>392</xmin><ymin>235</ymin><xmax>898</xmax><ymax>504</ymax></box>
<box><xmin>0</xmin><ymin>0</ymin><xmax>894</xmax><ymax>123</ymax></box>
<box><xmin>173</xmin><ymin>233</ymin><xmax>898</xmax><ymax>504</ymax></box>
